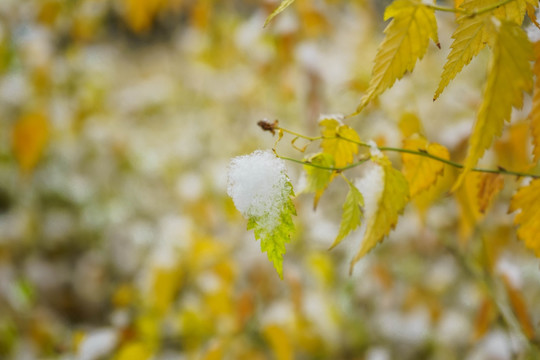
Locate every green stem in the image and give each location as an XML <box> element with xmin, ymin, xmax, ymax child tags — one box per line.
<box><xmin>274</xmin><ymin>127</ymin><xmax>540</xmax><ymax>178</ymax></box>
<box><xmin>423</xmin><ymin>3</ymin><xmax>467</xmax><ymax>14</ymax></box>
<box><xmin>471</xmin><ymin>0</ymin><xmax>516</xmax><ymax>16</ymax></box>
<box><xmin>276</xmin><ymin>154</ymin><xmax>369</xmax><ymax>172</ymax></box>
<box><xmin>334</xmin><ymin>133</ymin><xmax>540</xmax><ymax>179</ymax></box>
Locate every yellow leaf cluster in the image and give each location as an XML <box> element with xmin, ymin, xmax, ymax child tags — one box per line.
<box><xmin>357</xmin><ymin>0</ymin><xmax>438</xmax><ymax>112</ymax></box>
<box><xmin>435</xmin><ymin>0</ymin><xmax>531</xmax><ymax>100</ymax></box>
<box><xmin>401</xmin><ymin>136</ymin><xmax>450</xmax><ymax>197</ymax></box>
<box><xmin>319</xmin><ymin>118</ymin><xmax>360</xmax><ymax>168</ymax></box>
<box><xmin>457</xmin><ymin>21</ymin><xmax>533</xmax><ymax>187</ymax></box>
<box><xmin>509</xmin><ymin>179</ymin><xmax>540</xmax><ymax>256</ymax></box>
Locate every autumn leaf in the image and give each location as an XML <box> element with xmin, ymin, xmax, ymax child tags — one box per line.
<box><xmin>319</xmin><ymin>117</ymin><xmax>360</xmax><ymax>168</ymax></box>
<box><xmin>350</xmin><ymin>156</ymin><xmax>409</xmax><ymax>273</ymax></box>
<box><xmin>263</xmin><ymin>324</ymin><xmax>293</xmax><ymax>360</ymax></box>
<box><xmin>530</xmin><ymin>41</ymin><xmax>540</xmax><ymax>162</ymax></box>
<box><xmin>330</xmin><ymin>177</ymin><xmax>364</xmax><ymax>250</ymax></box>
<box><xmin>495</xmin><ymin>121</ymin><xmax>533</xmax><ymax>172</ymax></box>
<box><xmin>435</xmin><ymin>0</ymin><xmax>531</xmax><ymax>100</ymax></box>
<box><xmin>247</xmin><ymin>181</ymin><xmax>296</xmax><ymax>279</ymax></box>
<box><xmin>401</xmin><ymin>136</ymin><xmax>450</xmax><ymax>197</ymax></box>
<box><xmin>509</xmin><ymin>179</ymin><xmax>540</xmax><ymax>256</ymax></box>
<box><xmin>398</xmin><ymin>112</ymin><xmax>424</xmax><ymax>138</ymax></box>
<box><xmin>476</xmin><ymin>173</ymin><xmax>504</xmax><ymax>213</ymax></box>
<box><xmin>456</xmin><ymin>21</ymin><xmax>533</xmax><ymax>188</ymax></box>
<box><xmin>501</xmin><ymin>275</ymin><xmax>535</xmax><ymax>339</ymax></box>
<box><xmin>356</xmin><ymin>0</ymin><xmax>438</xmax><ymax>112</ymax></box>
<box><xmin>454</xmin><ymin>172</ymin><xmax>483</xmax><ymax>241</ymax></box>
<box><xmin>13</xmin><ymin>113</ymin><xmax>49</xmax><ymax>173</ymax></box>
<box><xmin>264</xmin><ymin>0</ymin><xmax>296</xmax><ymax>27</ymax></box>
<box><xmin>302</xmin><ymin>152</ymin><xmax>335</xmax><ymax>209</ymax></box>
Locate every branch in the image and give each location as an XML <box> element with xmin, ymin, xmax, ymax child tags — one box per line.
<box><xmin>272</xmin><ymin>125</ymin><xmax>540</xmax><ymax>179</ymax></box>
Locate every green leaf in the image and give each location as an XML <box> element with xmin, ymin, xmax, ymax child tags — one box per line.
<box><xmin>330</xmin><ymin>177</ymin><xmax>364</xmax><ymax>249</ymax></box>
<box><xmin>247</xmin><ymin>182</ymin><xmax>296</xmax><ymax>278</ymax></box>
<box><xmin>264</xmin><ymin>0</ymin><xmax>296</xmax><ymax>27</ymax></box>
<box><xmin>303</xmin><ymin>152</ymin><xmax>335</xmax><ymax>209</ymax></box>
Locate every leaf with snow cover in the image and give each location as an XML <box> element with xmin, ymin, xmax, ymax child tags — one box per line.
<box><xmin>330</xmin><ymin>177</ymin><xmax>364</xmax><ymax>250</ymax></box>
<box><xmin>350</xmin><ymin>156</ymin><xmax>409</xmax><ymax>273</ymax></box>
<box><xmin>227</xmin><ymin>150</ymin><xmax>296</xmax><ymax>278</ymax></box>
<box><xmin>509</xmin><ymin>179</ymin><xmax>540</xmax><ymax>257</ymax></box>
<box><xmin>357</xmin><ymin>0</ymin><xmax>438</xmax><ymax>112</ymax></box>
<box><xmin>303</xmin><ymin>152</ymin><xmax>335</xmax><ymax>209</ymax></box>
<box><xmin>320</xmin><ymin>117</ymin><xmax>360</xmax><ymax>168</ymax></box>
<box><xmin>247</xmin><ymin>182</ymin><xmax>295</xmax><ymax>279</ymax></box>
<box><xmin>264</xmin><ymin>0</ymin><xmax>296</xmax><ymax>27</ymax></box>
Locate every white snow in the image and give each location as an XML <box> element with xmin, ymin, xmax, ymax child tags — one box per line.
<box><xmin>77</xmin><ymin>329</ymin><xmax>118</xmax><ymax>360</ymax></box>
<box><xmin>353</xmin><ymin>162</ymin><xmax>385</xmax><ymax>242</ymax></box>
<box><xmin>227</xmin><ymin>150</ymin><xmax>291</xmax><ymax>230</ymax></box>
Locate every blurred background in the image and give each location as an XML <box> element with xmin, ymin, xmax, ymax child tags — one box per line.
<box><xmin>1</xmin><ymin>0</ymin><xmax>539</xmax><ymax>359</ymax></box>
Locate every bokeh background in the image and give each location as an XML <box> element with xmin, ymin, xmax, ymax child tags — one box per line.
<box><xmin>1</xmin><ymin>0</ymin><xmax>539</xmax><ymax>359</ymax></box>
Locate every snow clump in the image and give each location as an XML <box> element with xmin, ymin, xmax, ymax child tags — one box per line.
<box><xmin>227</xmin><ymin>150</ymin><xmax>291</xmax><ymax>230</ymax></box>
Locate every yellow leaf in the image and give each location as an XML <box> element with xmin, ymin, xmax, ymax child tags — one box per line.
<box><xmin>150</xmin><ymin>266</ymin><xmax>182</xmax><ymax>315</ymax></box>
<box><xmin>413</xmin><ymin>164</ymin><xmax>456</xmax><ymax>220</ymax></box>
<box><xmin>398</xmin><ymin>112</ymin><xmax>424</xmax><ymax>138</ymax></box>
<box><xmin>262</xmin><ymin>324</ymin><xmax>293</xmax><ymax>360</ymax></box>
<box><xmin>456</xmin><ymin>21</ymin><xmax>533</xmax><ymax>188</ymax></box>
<box><xmin>264</xmin><ymin>0</ymin><xmax>296</xmax><ymax>27</ymax></box>
<box><xmin>476</xmin><ymin>173</ymin><xmax>504</xmax><ymax>213</ymax></box>
<box><xmin>350</xmin><ymin>156</ymin><xmax>409</xmax><ymax>272</ymax></box>
<box><xmin>121</xmin><ymin>0</ymin><xmax>166</xmax><ymax>33</ymax></box>
<box><xmin>494</xmin><ymin>121</ymin><xmax>533</xmax><ymax>172</ymax></box>
<box><xmin>501</xmin><ymin>275</ymin><xmax>535</xmax><ymax>339</ymax></box>
<box><xmin>115</xmin><ymin>342</ymin><xmax>152</xmax><ymax>360</ymax></box>
<box><xmin>435</xmin><ymin>0</ymin><xmax>530</xmax><ymax>100</ymax></box>
<box><xmin>330</xmin><ymin>178</ymin><xmax>364</xmax><ymax>249</ymax></box>
<box><xmin>13</xmin><ymin>113</ymin><xmax>49</xmax><ymax>173</ymax></box>
<box><xmin>531</xmin><ymin>41</ymin><xmax>540</xmax><ymax>162</ymax></box>
<box><xmin>302</xmin><ymin>152</ymin><xmax>335</xmax><ymax>209</ymax></box>
<box><xmin>472</xmin><ymin>297</ymin><xmax>497</xmax><ymax>340</ymax></box>
<box><xmin>319</xmin><ymin>118</ymin><xmax>360</xmax><ymax>168</ymax></box>
<box><xmin>509</xmin><ymin>179</ymin><xmax>540</xmax><ymax>256</ymax></box>
<box><xmin>401</xmin><ymin>136</ymin><xmax>450</xmax><ymax>197</ymax></box>
<box><xmin>454</xmin><ymin>172</ymin><xmax>483</xmax><ymax>241</ymax></box>
<box><xmin>455</xmin><ymin>0</ymin><xmax>465</xmax><ymax>8</ymax></box>
<box><xmin>356</xmin><ymin>0</ymin><xmax>438</xmax><ymax>112</ymax></box>
<box><xmin>527</xmin><ymin>2</ymin><xmax>540</xmax><ymax>30</ymax></box>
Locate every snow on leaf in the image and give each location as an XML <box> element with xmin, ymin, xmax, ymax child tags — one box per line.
<box><xmin>350</xmin><ymin>156</ymin><xmax>409</xmax><ymax>273</ymax></box>
<box><xmin>435</xmin><ymin>0</ymin><xmax>530</xmax><ymax>100</ymax></box>
<box><xmin>357</xmin><ymin>0</ymin><xmax>438</xmax><ymax>112</ymax></box>
<box><xmin>330</xmin><ymin>177</ymin><xmax>364</xmax><ymax>250</ymax></box>
<box><xmin>247</xmin><ymin>182</ymin><xmax>295</xmax><ymax>279</ymax></box>
<box><xmin>401</xmin><ymin>136</ymin><xmax>450</xmax><ymax>197</ymax></box>
<box><xmin>13</xmin><ymin>113</ymin><xmax>49</xmax><ymax>173</ymax></box>
<box><xmin>227</xmin><ymin>150</ymin><xmax>296</xmax><ymax>278</ymax></box>
<box><xmin>531</xmin><ymin>41</ymin><xmax>540</xmax><ymax>162</ymax></box>
<box><xmin>456</xmin><ymin>21</ymin><xmax>533</xmax><ymax>188</ymax></box>
<box><xmin>477</xmin><ymin>173</ymin><xmax>504</xmax><ymax>213</ymax></box>
<box><xmin>264</xmin><ymin>0</ymin><xmax>296</xmax><ymax>27</ymax></box>
<box><xmin>509</xmin><ymin>179</ymin><xmax>540</xmax><ymax>257</ymax></box>
<box><xmin>319</xmin><ymin>117</ymin><xmax>360</xmax><ymax>168</ymax></box>
<box><xmin>303</xmin><ymin>152</ymin><xmax>335</xmax><ymax>209</ymax></box>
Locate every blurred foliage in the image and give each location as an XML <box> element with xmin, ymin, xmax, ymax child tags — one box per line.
<box><xmin>0</xmin><ymin>0</ymin><xmax>540</xmax><ymax>359</ymax></box>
